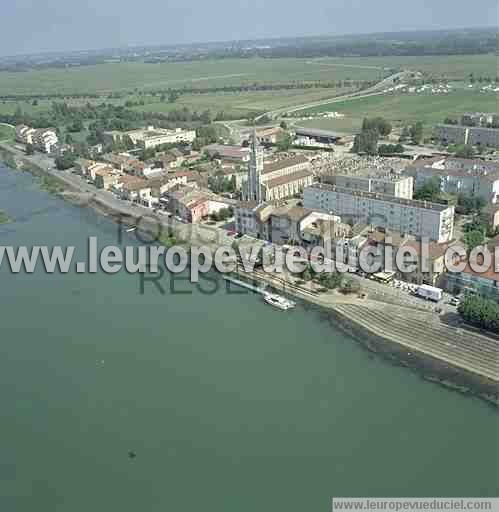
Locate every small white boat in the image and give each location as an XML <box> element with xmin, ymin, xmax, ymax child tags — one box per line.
<box><xmin>126</xmin><ymin>226</ymin><xmax>137</xmax><ymax>232</ymax></box>
<box><xmin>263</xmin><ymin>292</ymin><xmax>296</xmax><ymax>311</ymax></box>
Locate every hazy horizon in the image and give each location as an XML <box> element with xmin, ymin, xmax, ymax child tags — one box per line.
<box><xmin>2</xmin><ymin>0</ymin><xmax>498</xmax><ymax>58</ymax></box>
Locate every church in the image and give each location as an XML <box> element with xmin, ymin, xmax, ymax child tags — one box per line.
<box><xmin>242</xmin><ymin>132</ymin><xmax>314</xmax><ymax>203</ymax></box>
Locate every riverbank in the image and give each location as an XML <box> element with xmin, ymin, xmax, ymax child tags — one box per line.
<box><xmin>0</xmin><ymin>142</ymin><xmax>498</xmax><ymax>405</ymax></box>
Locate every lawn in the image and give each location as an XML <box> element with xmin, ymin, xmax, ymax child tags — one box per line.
<box><xmin>297</xmin><ymin>90</ymin><xmax>498</xmax><ymax>134</ymax></box>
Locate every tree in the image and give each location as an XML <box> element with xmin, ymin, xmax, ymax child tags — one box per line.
<box><xmin>362</xmin><ymin>117</ymin><xmax>392</xmax><ymax>137</ymax></box>
<box><xmin>464</xmin><ymin>229</ymin><xmax>485</xmax><ymax>251</ymax></box>
<box><xmin>378</xmin><ymin>143</ymin><xmax>404</xmax><ymax>155</ymax></box>
<box><xmin>352</xmin><ymin>129</ymin><xmax>378</xmax><ymax>155</ymax></box>
<box><xmin>25</xmin><ymin>143</ymin><xmax>35</xmax><ymax>155</ymax></box>
<box><xmin>413</xmin><ymin>177</ymin><xmax>442</xmax><ymax>202</ymax></box>
<box><xmin>340</xmin><ymin>277</ymin><xmax>361</xmax><ymax>295</ymax></box>
<box><xmin>68</xmin><ymin>119</ymin><xmax>84</xmax><ymax>133</ymax></box>
<box><xmin>410</xmin><ymin>122</ymin><xmax>424</xmax><ymax>145</ymax></box>
<box><xmin>318</xmin><ymin>272</ymin><xmax>343</xmax><ymax>290</ymax></box>
<box><xmin>279</xmin><ymin>120</ymin><xmax>288</xmax><ymax>130</ymax></box>
<box><xmin>458</xmin><ymin>294</ymin><xmax>499</xmax><ymax>334</ymax></box>
<box><xmin>168</xmin><ymin>90</ymin><xmax>180</xmax><ymax>103</ymax></box>
<box><xmin>54</xmin><ymin>154</ymin><xmax>76</xmax><ymax>170</ymax></box>
<box><xmin>454</xmin><ymin>144</ymin><xmax>475</xmax><ymax>158</ymax></box>
<box><xmin>276</xmin><ymin>132</ymin><xmax>293</xmax><ymax>152</ymax></box>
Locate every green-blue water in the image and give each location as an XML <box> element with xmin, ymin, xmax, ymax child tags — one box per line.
<box><xmin>0</xmin><ymin>164</ymin><xmax>498</xmax><ymax>511</ymax></box>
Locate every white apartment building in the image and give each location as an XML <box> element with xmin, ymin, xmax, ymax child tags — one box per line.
<box><xmin>303</xmin><ymin>184</ymin><xmax>454</xmax><ymax>243</ymax></box>
<box><xmin>323</xmin><ymin>174</ymin><xmax>413</xmax><ymax>199</ymax></box>
<box><xmin>404</xmin><ymin>157</ymin><xmax>499</xmax><ymax>203</ymax></box>
<box><xmin>16</xmin><ymin>125</ymin><xmax>59</xmax><ymax>153</ymax></box>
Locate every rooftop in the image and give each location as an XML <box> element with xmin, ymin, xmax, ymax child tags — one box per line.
<box><xmin>306</xmin><ymin>183</ymin><xmax>452</xmax><ymax>212</ymax></box>
<box><xmin>262</xmin><ymin>155</ymin><xmax>309</xmax><ymax>175</ymax></box>
<box><xmin>265</xmin><ymin>169</ymin><xmax>313</xmax><ymax>189</ymax></box>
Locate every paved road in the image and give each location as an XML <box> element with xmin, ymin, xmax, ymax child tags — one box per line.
<box><xmin>254</xmin><ymin>71</ymin><xmax>412</xmax><ymax>123</ymax></box>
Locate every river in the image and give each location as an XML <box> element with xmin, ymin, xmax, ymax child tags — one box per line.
<box><xmin>0</xmin><ymin>163</ymin><xmax>498</xmax><ymax>511</ymax></box>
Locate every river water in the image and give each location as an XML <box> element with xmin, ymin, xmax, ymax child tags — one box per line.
<box><xmin>0</xmin><ymin>163</ymin><xmax>498</xmax><ymax>511</ymax></box>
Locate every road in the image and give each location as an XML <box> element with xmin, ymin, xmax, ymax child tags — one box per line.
<box><xmin>254</xmin><ymin>70</ymin><xmax>412</xmax><ymax>123</ymax></box>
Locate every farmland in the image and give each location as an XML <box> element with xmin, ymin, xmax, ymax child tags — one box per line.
<box><xmin>0</xmin><ymin>54</ymin><xmax>494</xmax><ymax>98</ymax></box>
<box><xmin>296</xmin><ymin>89</ymin><xmax>498</xmax><ymax>135</ymax></box>
<box><xmin>0</xmin><ymin>53</ymin><xmax>495</xmax><ymax>128</ymax></box>
<box><xmin>0</xmin><ymin>58</ymin><xmax>384</xmax><ymax>97</ymax></box>
<box><xmin>0</xmin><ymin>124</ymin><xmax>15</xmax><ymax>141</ymax></box>
<box><xmin>133</xmin><ymin>87</ymin><xmax>357</xmax><ymax>117</ymax></box>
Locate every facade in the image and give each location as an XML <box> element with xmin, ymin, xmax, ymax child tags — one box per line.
<box><xmin>147</xmin><ymin>174</ymin><xmax>188</xmax><ymax>197</ymax></box>
<box><xmin>434</xmin><ymin>123</ymin><xmax>499</xmax><ymax>148</ymax></box>
<box><xmin>245</xmin><ymin>131</ymin><xmax>265</xmax><ymax>204</ymax></box>
<box><xmin>203</xmin><ymin>144</ymin><xmax>250</xmax><ymax>163</ymax></box>
<box><xmin>404</xmin><ymin>157</ymin><xmax>499</xmax><ymax>203</ymax></box>
<box><xmin>461</xmin><ymin>112</ymin><xmax>495</xmax><ymax>127</ymax></box>
<box><xmin>445</xmin><ymin>265</ymin><xmax>499</xmax><ymax>301</ymax></box>
<box><xmin>303</xmin><ymin>183</ymin><xmax>454</xmax><ymax>243</ymax></box>
<box><xmin>94</xmin><ymin>167</ymin><xmax>122</xmax><ymax>190</ymax></box>
<box><xmin>256</xmin><ymin>127</ymin><xmax>285</xmax><ymax>145</ymax></box>
<box><xmin>242</xmin><ymin>134</ymin><xmax>313</xmax><ymax>203</ymax></box>
<box><xmin>323</xmin><ymin>174</ymin><xmax>413</xmax><ymax>199</ymax></box>
<box><xmin>114</xmin><ymin>176</ymin><xmax>152</xmax><ymax>205</ymax></box>
<box><xmin>433</xmin><ymin>124</ymin><xmax>468</xmax><ymax>145</ymax></box>
<box><xmin>16</xmin><ymin>125</ymin><xmax>59</xmax><ymax>153</ymax></box>
<box><xmin>104</xmin><ymin>126</ymin><xmax>196</xmax><ymax>149</ymax></box>
<box><xmin>234</xmin><ymin>200</ymin><xmax>345</xmax><ymax>247</ymax></box>
<box><xmin>168</xmin><ymin>187</ymin><xmax>233</xmax><ymax>224</ymax></box>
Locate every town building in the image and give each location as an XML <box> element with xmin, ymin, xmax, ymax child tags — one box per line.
<box><xmin>403</xmin><ymin>157</ymin><xmax>499</xmax><ymax>203</ymax></box>
<box><xmin>94</xmin><ymin>167</ymin><xmax>122</xmax><ymax>190</ymax></box>
<box><xmin>255</xmin><ymin>127</ymin><xmax>286</xmax><ymax>145</ymax></box>
<box><xmin>234</xmin><ymin>199</ymin><xmax>346</xmax><ymax>246</ymax></box>
<box><xmin>104</xmin><ymin>126</ymin><xmax>196</xmax><ymax>149</ymax></box>
<box><xmin>242</xmin><ymin>133</ymin><xmax>313</xmax><ymax>203</ymax></box>
<box><xmin>322</xmin><ymin>174</ymin><xmax>414</xmax><ymax>199</ymax></box>
<box><xmin>434</xmin><ymin>123</ymin><xmax>499</xmax><ymax>148</ymax></box>
<box><xmin>203</xmin><ymin>144</ymin><xmax>250</xmax><ymax>163</ymax></box>
<box><xmin>113</xmin><ymin>176</ymin><xmax>152</xmax><ymax>205</ymax></box>
<box><xmin>15</xmin><ymin>125</ymin><xmax>59</xmax><ymax>153</ymax></box>
<box><xmin>461</xmin><ymin>112</ymin><xmax>496</xmax><ymax>127</ymax></box>
<box><xmin>303</xmin><ymin>183</ymin><xmax>455</xmax><ymax>243</ymax></box>
<box><xmin>167</xmin><ymin>187</ymin><xmax>234</xmax><ymax>224</ymax></box>
<box><xmin>146</xmin><ymin>173</ymin><xmax>188</xmax><ymax>197</ymax></box>
<box><xmin>75</xmin><ymin>159</ymin><xmax>113</xmax><ymax>180</ymax></box>
<box><xmin>444</xmin><ymin>263</ymin><xmax>499</xmax><ymax>301</ymax></box>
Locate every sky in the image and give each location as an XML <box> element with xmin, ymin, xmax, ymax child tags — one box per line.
<box><xmin>1</xmin><ymin>0</ymin><xmax>498</xmax><ymax>56</ymax></box>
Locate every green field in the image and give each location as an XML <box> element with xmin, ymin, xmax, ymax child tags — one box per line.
<box><xmin>297</xmin><ymin>90</ymin><xmax>498</xmax><ymax>134</ymax></box>
<box><xmin>311</xmin><ymin>54</ymin><xmax>497</xmax><ymax>80</ymax></box>
<box><xmin>0</xmin><ymin>58</ymin><xmax>384</xmax><ymax>97</ymax></box>
<box><xmin>0</xmin><ymin>124</ymin><xmax>15</xmax><ymax>141</ymax></box>
<box><xmin>133</xmin><ymin>87</ymin><xmax>357</xmax><ymax>117</ymax></box>
<box><xmin>0</xmin><ymin>54</ymin><xmax>494</xmax><ymax>98</ymax></box>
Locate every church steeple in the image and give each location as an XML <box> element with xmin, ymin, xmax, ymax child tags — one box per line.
<box><xmin>247</xmin><ymin>129</ymin><xmax>264</xmax><ymax>203</ymax></box>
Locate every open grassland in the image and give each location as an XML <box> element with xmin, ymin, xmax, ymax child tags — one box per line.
<box><xmin>312</xmin><ymin>54</ymin><xmax>497</xmax><ymax>80</ymax></box>
<box><xmin>0</xmin><ymin>54</ymin><xmax>492</xmax><ymax>97</ymax></box>
<box><xmin>297</xmin><ymin>90</ymin><xmax>498</xmax><ymax>134</ymax></box>
<box><xmin>134</xmin><ymin>87</ymin><xmax>357</xmax><ymax>117</ymax></box>
<box><xmin>0</xmin><ymin>58</ymin><xmax>383</xmax><ymax>96</ymax></box>
<box><xmin>0</xmin><ymin>124</ymin><xmax>15</xmax><ymax>141</ymax></box>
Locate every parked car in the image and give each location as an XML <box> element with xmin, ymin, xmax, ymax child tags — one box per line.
<box><xmin>448</xmin><ymin>297</ymin><xmax>460</xmax><ymax>307</ymax></box>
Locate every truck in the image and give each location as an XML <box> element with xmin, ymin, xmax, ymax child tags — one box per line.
<box><xmin>416</xmin><ymin>284</ymin><xmax>443</xmax><ymax>302</ymax></box>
